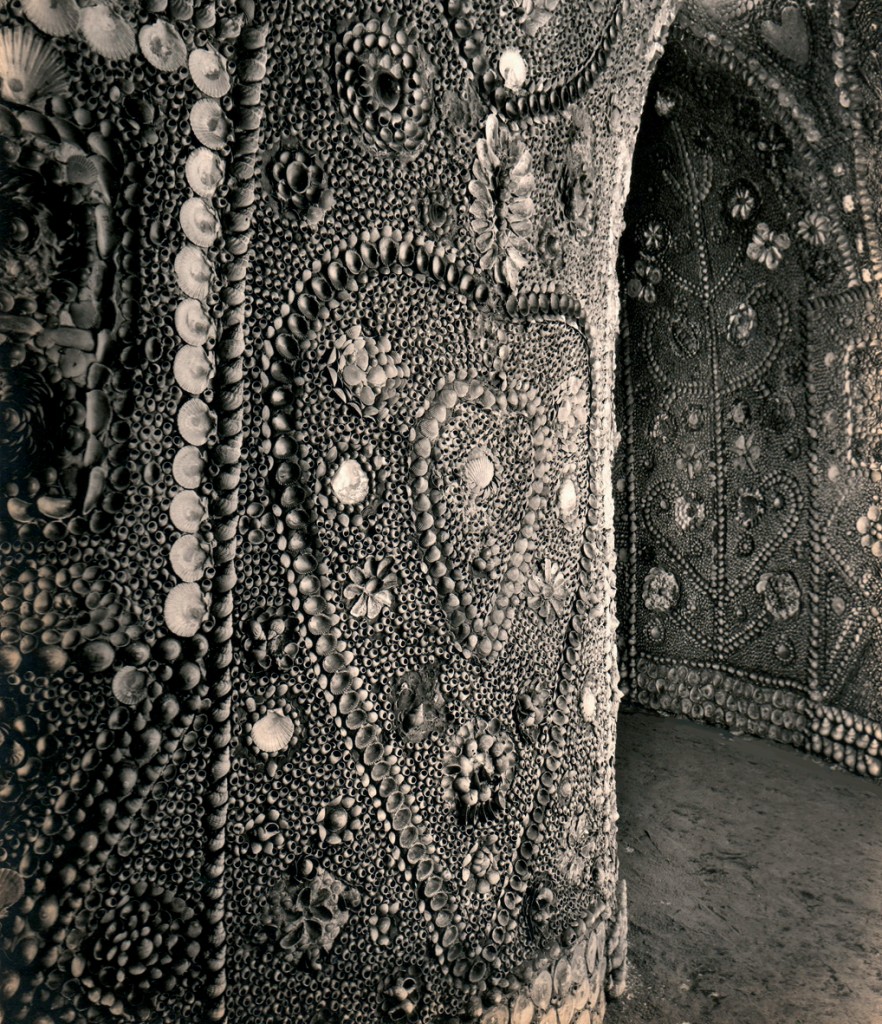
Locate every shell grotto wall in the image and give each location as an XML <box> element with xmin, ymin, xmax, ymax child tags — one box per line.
<box><xmin>0</xmin><ymin>0</ymin><xmax>675</xmax><ymax>1021</ymax></box>
<box><xmin>616</xmin><ymin>0</ymin><xmax>882</xmax><ymax>779</ymax></box>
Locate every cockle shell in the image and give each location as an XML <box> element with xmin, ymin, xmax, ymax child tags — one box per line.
<box><xmin>251</xmin><ymin>710</ymin><xmax>296</xmax><ymax>753</ymax></box>
<box><xmin>21</xmin><ymin>0</ymin><xmax>80</xmax><ymax>38</ymax></box>
<box><xmin>138</xmin><ymin>20</ymin><xmax>186</xmax><ymax>71</ymax></box>
<box><xmin>172</xmin><ymin>446</ymin><xmax>205</xmax><ymax>489</ymax></box>
<box><xmin>0</xmin><ymin>25</ymin><xmax>69</xmax><ymax>105</ymax></box>
<box><xmin>180</xmin><ymin>197</ymin><xmax>220</xmax><ymax>248</ymax></box>
<box><xmin>331</xmin><ymin>459</ymin><xmax>370</xmax><ymax>504</ymax></box>
<box><xmin>190</xmin><ymin>98</ymin><xmax>231</xmax><ymax>150</ymax></box>
<box><xmin>462</xmin><ymin>448</ymin><xmax>495</xmax><ymax>493</ymax></box>
<box><xmin>0</xmin><ymin>868</ymin><xmax>25</xmax><ymax>914</ymax></box>
<box><xmin>185</xmin><ymin>148</ymin><xmax>225</xmax><ymax>198</ymax></box>
<box><xmin>170</xmin><ymin>534</ymin><xmax>209</xmax><ymax>582</ymax></box>
<box><xmin>111</xmin><ymin>665</ymin><xmax>148</xmax><ymax>705</ymax></box>
<box><xmin>80</xmin><ymin>4</ymin><xmax>136</xmax><ymax>60</ymax></box>
<box><xmin>173</xmin><ymin>345</ymin><xmax>212</xmax><ymax>394</ymax></box>
<box><xmin>174</xmin><ymin>245</ymin><xmax>212</xmax><ymax>300</ymax></box>
<box><xmin>175</xmin><ymin>298</ymin><xmax>214</xmax><ymax>346</ymax></box>
<box><xmin>188</xmin><ymin>48</ymin><xmax>230</xmax><ymax>97</ymax></box>
<box><xmin>169</xmin><ymin>490</ymin><xmax>206</xmax><ymax>533</ymax></box>
<box><xmin>164</xmin><ymin>582</ymin><xmax>207</xmax><ymax>637</ymax></box>
<box><xmin>177</xmin><ymin>398</ymin><xmax>213</xmax><ymax>446</ymax></box>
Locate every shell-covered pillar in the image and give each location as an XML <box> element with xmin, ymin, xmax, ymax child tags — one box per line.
<box><xmin>0</xmin><ymin>1</ymin><xmax>673</xmax><ymax>1021</ymax></box>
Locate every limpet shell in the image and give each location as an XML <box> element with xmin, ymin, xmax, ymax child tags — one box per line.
<box><xmin>0</xmin><ymin>868</ymin><xmax>25</xmax><ymax>914</ymax></box>
<box><xmin>170</xmin><ymin>535</ymin><xmax>209</xmax><ymax>582</ymax></box>
<box><xmin>80</xmin><ymin>4</ymin><xmax>136</xmax><ymax>60</ymax></box>
<box><xmin>173</xmin><ymin>345</ymin><xmax>212</xmax><ymax>394</ymax></box>
<box><xmin>251</xmin><ymin>710</ymin><xmax>296</xmax><ymax>753</ymax></box>
<box><xmin>174</xmin><ymin>298</ymin><xmax>213</xmax><ymax>346</ymax></box>
<box><xmin>169</xmin><ymin>490</ymin><xmax>206</xmax><ymax>532</ymax></box>
<box><xmin>174</xmin><ymin>244</ymin><xmax>212</xmax><ymax>300</ymax></box>
<box><xmin>188</xmin><ymin>47</ymin><xmax>230</xmax><ymax>97</ymax></box>
<box><xmin>185</xmin><ymin>148</ymin><xmax>225</xmax><ymax>198</ymax></box>
<box><xmin>111</xmin><ymin>665</ymin><xmax>148</xmax><ymax>706</ymax></box>
<box><xmin>177</xmin><ymin>398</ymin><xmax>213</xmax><ymax>446</ymax></box>
<box><xmin>21</xmin><ymin>0</ymin><xmax>80</xmax><ymax>38</ymax></box>
<box><xmin>180</xmin><ymin>196</ymin><xmax>219</xmax><ymax>247</ymax></box>
<box><xmin>138</xmin><ymin>20</ymin><xmax>186</xmax><ymax>71</ymax></box>
<box><xmin>172</xmin><ymin>445</ymin><xmax>205</xmax><ymax>488</ymax></box>
<box><xmin>330</xmin><ymin>459</ymin><xmax>370</xmax><ymax>504</ymax></box>
<box><xmin>164</xmin><ymin>583</ymin><xmax>208</xmax><ymax>637</ymax></box>
<box><xmin>190</xmin><ymin>98</ymin><xmax>230</xmax><ymax>150</ymax></box>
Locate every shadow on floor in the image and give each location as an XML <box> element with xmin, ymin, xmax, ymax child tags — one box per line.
<box><xmin>605</xmin><ymin>708</ymin><xmax>882</xmax><ymax>1024</ymax></box>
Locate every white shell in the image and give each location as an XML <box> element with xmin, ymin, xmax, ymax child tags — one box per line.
<box><xmin>164</xmin><ymin>582</ymin><xmax>207</xmax><ymax>637</ymax></box>
<box><xmin>180</xmin><ymin>196</ymin><xmax>220</xmax><ymax>248</ymax></box>
<box><xmin>175</xmin><ymin>298</ymin><xmax>213</xmax><ymax>346</ymax></box>
<box><xmin>111</xmin><ymin>666</ymin><xmax>148</xmax><ymax>705</ymax></box>
<box><xmin>0</xmin><ymin>24</ymin><xmax>69</xmax><ymax>105</ymax></box>
<box><xmin>190</xmin><ymin>98</ymin><xmax>231</xmax><ymax>151</ymax></box>
<box><xmin>251</xmin><ymin>710</ymin><xmax>296</xmax><ymax>753</ymax></box>
<box><xmin>80</xmin><ymin>4</ymin><xmax>136</xmax><ymax>60</ymax></box>
<box><xmin>462</xmin><ymin>448</ymin><xmax>494</xmax><ymax>493</ymax></box>
<box><xmin>188</xmin><ymin>47</ymin><xmax>230</xmax><ymax>97</ymax></box>
<box><xmin>185</xmin><ymin>148</ymin><xmax>225</xmax><ymax>198</ymax></box>
<box><xmin>21</xmin><ymin>0</ymin><xmax>80</xmax><ymax>38</ymax></box>
<box><xmin>0</xmin><ymin>868</ymin><xmax>24</xmax><ymax>913</ymax></box>
<box><xmin>581</xmin><ymin>686</ymin><xmax>596</xmax><ymax>722</ymax></box>
<box><xmin>558</xmin><ymin>477</ymin><xmax>578</xmax><ymax>518</ymax></box>
<box><xmin>330</xmin><ymin>459</ymin><xmax>370</xmax><ymax>504</ymax></box>
<box><xmin>177</xmin><ymin>398</ymin><xmax>213</xmax><ymax>446</ymax></box>
<box><xmin>170</xmin><ymin>534</ymin><xmax>209</xmax><ymax>582</ymax></box>
<box><xmin>174</xmin><ymin>244</ymin><xmax>212</xmax><ymax>300</ymax></box>
<box><xmin>172</xmin><ymin>445</ymin><xmax>205</xmax><ymax>488</ymax></box>
<box><xmin>174</xmin><ymin>345</ymin><xmax>212</xmax><ymax>394</ymax></box>
<box><xmin>499</xmin><ymin>48</ymin><xmax>527</xmax><ymax>90</ymax></box>
<box><xmin>169</xmin><ymin>490</ymin><xmax>206</xmax><ymax>533</ymax></box>
<box><xmin>138</xmin><ymin>20</ymin><xmax>186</xmax><ymax>71</ymax></box>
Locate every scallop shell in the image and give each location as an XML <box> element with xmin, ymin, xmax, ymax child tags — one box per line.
<box><xmin>558</xmin><ymin>477</ymin><xmax>578</xmax><ymax>518</ymax></box>
<box><xmin>188</xmin><ymin>47</ymin><xmax>230</xmax><ymax>97</ymax></box>
<box><xmin>0</xmin><ymin>25</ymin><xmax>70</xmax><ymax>105</ymax></box>
<box><xmin>80</xmin><ymin>4</ymin><xmax>137</xmax><ymax>60</ymax></box>
<box><xmin>111</xmin><ymin>665</ymin><xmax>148</xmax><ymax>706</ymax></box>
<box><xmin>138</xmin><ymin>20</ymin><xmax>186</xmax><ymax>71</ymax></box>
<box><xmin>0</xmin><ymin>868</ymin><xmax>24</xmax><ymax>914</ymax></box>
<box><xmin>177</xmin><ymin>397</ymin><xmax>213</xmax><ymax>446</ymax></box>
<box><xmin>180</xmin><ymin>196</ymin><xmax>219</xmax><ymax>248</ymax></box>
<box><xmin>190</xmin><ymin>98</ymin><xmax>230</xmax><ymax>151</ymax></box>
<box><xmin>499</xmin><ymin>47</ymin><xmax>527</xmax><ymax>90</ymax></box>
<box><xmin>174</xmin><ymin>244</ymin><xmax>212</xmax><ymax>300</ymax></box>
<box><xmin>173</xmin><ymin>345</ymin><xmax>212</xmax><ymax>394</ymax></box>
<box><xmin>251</xmin><ymin>710</ymin><xmax>296</xmax><ymax>753</ymax></box>
<box><xmin>174</xmin><ymin>298</ymin><xmax>214</xmax><ymax>346</ymax></box>
<box><xmin>164</xmin><ymin>582</ymin><xmax>207</xmax><ymax>638</ymax></box>
<box><xmin>172</xmin><ymin>445</ymin><xmax>205</xmax><ymax>488</ymax></box>
<box><xmin>65</xmin><ymin>154</ymin><xmax>98</xmax><ymax>185</ymax></box>
<box><xmin>169</xmin><ymin>490</ymin><xmax>206</xmax><ymax>533</ymax></box>
<box><xmin>170</xmin><ymin>534</ymin><xmax>209</xmax><ymax>582</ymax></box>
<box><xmin>21</xmin><ymin>0</ymin><xmax>80</xmax><ymax>38</ymax></box>
<box><xmin>462</xmin><ymin>448</ymin><xmax>494</xmax><ymax>493</ymax></box>
<box><xmin>331</xmin><ymin>459</ymin><xmax>370</xmax><ymax>505</ymax></box>
<box><xmin>185</xmin><ymin>148</ymin><xmax>225</xmax><ymax>198</ymax></box>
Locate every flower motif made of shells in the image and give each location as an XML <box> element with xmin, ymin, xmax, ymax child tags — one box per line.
<box><xmin>333</xmin><ymin>13</ymin><xmax>434</xmax><ymax>156</ymax></box>
<box><xmin>0</xmin><ymin>365</ymin><xmax>56</xmax><ymax>486</ymax></box>
<box><xmin>673</xmin><ymin>492</ymin><xmax>706</xmax><ymax>531</ymax></box>
<box><xmin>639</xmin><ymin>218</ymin><xmax>669</xmax><ymax>256</ymax></box>
<box><xmin>344</xmin><ymin>555</ymin><xmax>398</xmax><ymax>622</ymax></box>
<box><xmin>446</xmin><ymin>718</ymin><xmax>516</xmax><ymax>825</ymax></box>
<box><xmin>462</xmin><ymin>835</ymin><xmax>502</xmax><ymax>896</ymax></box>
<box><xmin>727</xmin><ymin>301</ymin><xmax>757</xmax><ymax>346</ymax></box>
<box><xmin>625</xmin><ymin>259</ymin><xmax>661</xmax><ymax>303</ymax></box>
<box><xmin>394</xmin><ymin>662</ymin><xmax>446</xmax><ymax>743</ymax></box>
<box><xmin>797</xmin><ymin>210</ymin><xmax>831</xmax><ymax>247</ymax></box>
<box><xmin>526</xmin><ymin>558</ymin><xmax>569</xmax><ymax>622</ymax></box>
<box><xmin>642</xmin><ymin>567</ymin><xmax>679</xmax><ymax>612</ymax></box>
<box><xmin>327</xmin><ymin>324</ymin><xmax>404</xmax><ymax>413</ymax></box>
<box><xmin>756</xmin><ymin>571</ymin><xmax>801</xmax><ymax>621</ymax></box>
<box><xmin>269</xmin><ymin>867</ymin><xmax>357</xmax><ymax>967</ymax></box>
<box><xmin>243</xmin><ymin>610</ymin><xmax>299</xmax><ymax>671</ymax></box>
<box><xmin>317</xmin><ymin>795</ymin><xmax>363</xmax><ymax>845</ymax></box>
<box><xmin>857</xmin><ymin>500</ymin><xmax>882</xmax><ymax>558</ymax></box>
<box><xmin>747</xmin><ymin>222</ymin><xmax>791</xmax><ymax>270</ymax></box>
<box><xmin>728</xmin><ymin>180</ymin><xmax>758</xmax><ymax>221</ymax></box>
<box><xmin>265</xmin><ymin>144</ymin><xmax>333</xmax><ymax>225</ymax></box>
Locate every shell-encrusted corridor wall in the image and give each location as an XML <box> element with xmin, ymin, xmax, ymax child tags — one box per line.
<box><xmin>616</xmin><ymin>0</ymin><xmax>882</xmax><ymax>776</ymax></box>
<box><xmin>0</xmin><ymin>1</ymin><xmax>675</xmax><ymax>1021</ymax></box>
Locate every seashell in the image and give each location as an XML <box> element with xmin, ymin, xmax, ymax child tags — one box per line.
<box><xmin>21</xmin><ymin>0</ymin><xmax>80</xmax><ymax>38</ymax></box>
<box><xmin>174</xmin><ymin>298</ymin><xmax>214</xmax><ymax>346</ymax></box>
<box><xmin>174</xmin><ymin>244</ymin><xmax>212</xmax><ymax>300</ymax></box>
<box><xmin>172</xmin><ymin>445</ymin><xmax>205</xmax><ymax>488</ymax></box>
<box><xmin>138</xmin><ymin>20</ymin><xmax>186</xmax><ymax>71</ymax></box>
<box><xmin>164</xmin><ymin>582</ymin><xmax>207</xmax><ymax>637</ymax></box>
<box><xmin>499</xmin><ymin>47</ymin><xmax>527</xmax><ymax>90</ymax></box>
<box><xmin>65</xmin><ymin>154</ymin><xmax>98</xmax><ymax>185</ymax></box>
<box><xmin>558</xmin><ymin>477</ymin><xmax>578</xmax><ymax>518</ymax></box>
<box><xmin>177</xmin><ymin>398</ymin><xmax>213</xmax><ymax>446</ymax></box>
<box><xmin>330</xmin><ymin>459</ymin><xmax>370</xmax><ymax>504</ymax></box>
<box><xmin>80</xmin><ymin>4</ymin><xmax>137</xmax><ymax>60</ymax></box>
<box><xmin>169</xmin><ymin>490</ymin><xmax>206</xmax><ymax>533</ymax></box>
<box><xmin>0</xmin><ymin>868</ymin><xmax>25</xmax><ymax>914</ymax></box>
<box><xmin>180</xmin><ymin>196</ymin><xmax>220</xmax><ymax>247</ymax></box>
<box><xmin>81</xmin><ymin>639</ymin><xmax>115</xmax><ymax>671</ymax></box>
<box><xmin>0</xmin><ymin>26</ymin><xmax>70</xmax><ymax>106</ymax></box>
<box><xmin>185</xmin><ymin>147</ymin><xmax>225</xmax><ymax>198</ymax></box>
<box><xmin>170</xmin><ymin>534</ymin><xmax>209</xmax><ymax>582</ymax></box>
<box><xmin>35</xmin><ymin>494</ymin><xmax>74</xmax><ymax>518</ymax></box>
<box><xmin>188</xmin><ymin>47</ymin><xmax>230</xmax><ymax>97</ymax></box>
<box><xmin>462</xmin><ymin>448</ymin><xmax>495</xmax><ymax>493</ymax></box>
<box><xmin>173</xmin><ymin>345</ymin><xmax>212</xmax><ymax>394</ymax></box>
<box><xmin>111</xmin><ymin>665</ymin><xmax>148</xmax><ymax>705</ymax></box>
<box><xmin>251</xmin><ymin>710</ymin><xmax>296</xmax><ymax>753</ymax></box>
<box><xmin>190</xmin><ymin>98</ymin><xmax>231</xmax><ymax>150</ymax></box>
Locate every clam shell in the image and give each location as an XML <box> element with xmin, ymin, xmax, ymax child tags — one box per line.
<box><xmin>174</xmin><ymin>298</ymin><xmax>213</xmax><ymax>346</ymax></box>
<box><xmin>177</xmin><ymin>397</ymin><xmax>213</xmax><ymax>446</ymax></box>
<box><xmin>173</xmin><ymin>345</ymin><xmax>212</xmax><ymax>394</ymax></box>
<box><xmin>251</xmin><ymin>710</ymin><xmax>296</xmax><ymax>753</ymax></box>
<box><xmin>80</xmin><ymin>4</ymin><xmax>136</xmax><ymax>60</ymax></box>
<box><xmin>170</xmin><ymin>534</ymin><xmax>209</xmax><ymax>582</ymax></box>
<box><xmin>185</xmin><ymin>147</ymin><xmax>225</xmax><ymax>198</ymax></box>
<box><xmin>22</xmin><ymin>0</ymin><xmax>80</xmax><ymax>38</ymax></box>
<box><xmin>462</xmin><ymin>448</ymin><xmax>494</xmax><ymax>493</ymax></box>
<box><xmin>172</xmin><ymin>445</ymin><xmax>205</xmax><ymax>488</ymax></box>
<box><xmin>190</xmin><ymin>98</ymin><xmax>230</xmax><ymax>150</ymax></box>
<box><xmin>180</xmin><ymin>196</ymin><xmax>219</xmax><ymax>247</ymax></box>
<box><xmin>174</xmin><ymin>244</ymin><xmax>212</xmax><ymax>300</ymax></box>
<box><xmin>0</xmin><ymin>868</ymin><xmax>24</xmax><ymax>913</ymax></box>
<box><xmin>111</xmin><ymin>665</ymin><xmax>148</xmax><ymax>705</ymax></box>
<box><xmin>138</xmin><ymin>20</ymin><xmax>186</xmax><ymax>71</ymax></box>
<box><xmin>330</xmin><ymin>459</ymin><xmax>370</xmax><ymax>504</ymax></box>
<box><xmin>164</xmin><ymin>582</ymin><xmax>207</xmax><ymax>638</ymax></box>
<box><xmin>188</xmin><ymin>47</ymin><xmax>230</xmax><ymax>97</ymax></box>
<box><xmin>169</xmin><ymin>490</ymin><xmax>206</xmax><ymax>532</ymax></box>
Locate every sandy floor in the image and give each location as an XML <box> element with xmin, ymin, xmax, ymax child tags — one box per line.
<box><xmin>605</xmin><ymin>709</ymin><xmax>882</xmax><ymax>1024</ymax></box>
